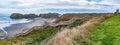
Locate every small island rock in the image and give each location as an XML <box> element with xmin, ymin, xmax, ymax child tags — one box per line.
<box><xmin>10</xmin><ymin>13</ymin><xmax>23</xmax><ymax>18</ymax></box>
<box><xmin>10</xmin><ymin>13</ymin><xmax>39</xmax><ymax>18</ymax></box>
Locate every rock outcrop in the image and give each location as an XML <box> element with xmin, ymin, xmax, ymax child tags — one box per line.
<box><xmin>39</xmin><ymin>13</ymin><xmax>59</xmax><ymax>18</ymax></box>
<box><xmin>10</xmin><ymin>13</ymin><xmax>23</xmax><ymax>18</ymax></box>
<box><xmin>24</xmin><ymin>13</ymin><xmax>38</xmax><ymax>18</ymax></box>
<box><xmin>10</xmin><ymin>13</ymin><xmax>39</xmax><ymax>18</ymax></box>
<box><xmin>10</xmin><ymin>13</ymin><xmax>60</xmax><ymax>18</ymax></box>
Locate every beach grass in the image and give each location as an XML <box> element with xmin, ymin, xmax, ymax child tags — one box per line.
<box><xmin>85</xmin><ymin>15</ymin><xmax>120</xmax><ymax>45</ymax></box>
<box><xmin>5</xmin><ymin>26</ymin><xmax>61</xmax><ymax>45</ymax></box>
<box><xmin>0</xmin><ymin>26</ymin><xmax>61</xmax><ymax>45</ymax></box>
<box><xmin>23</xmin><ymin>26</ymin><xmax>61</xmax><ymax>45</ymax></box>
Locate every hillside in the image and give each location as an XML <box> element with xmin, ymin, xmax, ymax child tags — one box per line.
<box><xmin>0</xmin><ymin>13</ymin><xmax>92</xmax><ymax>45</ymax></box>
<box><xmin>40</xmin><ymin>14</ymin><xmax>113</xmax><ymax>45</ymax></box>
<box><xmin>54</xmin><ymin>13</ymin><xmax>112</xmax><ymax>23</ymax></box>
<box><xmin>85</xmin><ymin>15</ymin><xmax>120</xmax><ymax>45</ymax></box>
<box><xmin>0</xmin><ymin>13</ymin><xmax>114</xmax><ymax>45</ymax></box>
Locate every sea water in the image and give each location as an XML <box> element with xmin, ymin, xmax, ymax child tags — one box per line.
<box><xmin>0</xmin><ymin>15</ymin><xmax>32</xmax><ymax>38</ymax></box>
<box><xmin>0</xmin><ymin>15</ymin><xmax>31</xmax><ymax>30</ymax></box>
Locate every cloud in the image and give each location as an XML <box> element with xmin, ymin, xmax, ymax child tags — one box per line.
<box><xmin>0</xmin><ymin>0</ymin><xmax>120</xmax><ymax>14</ymax></box>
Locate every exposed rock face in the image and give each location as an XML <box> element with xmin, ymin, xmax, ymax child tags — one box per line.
<box><xmin>39</xmin><ymin>13</ymin><xmax>59</xmax><ymax>18</ymax></box>
<box><xmin>24</xmin><ymin>13</ymin><xmax>38</xmax><ymax>18</ymax></box>
<box><xmin>10</xmin><ymin>13</ymin><xmax>39</xmax><ymax>18</ymax></box>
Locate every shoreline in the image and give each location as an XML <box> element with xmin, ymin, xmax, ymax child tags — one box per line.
<box><xmin>0</xmin><ymin>17</ymin><xmax>56</xmax><ymax>38</ymax></box>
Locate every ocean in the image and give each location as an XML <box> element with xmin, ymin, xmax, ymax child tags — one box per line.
<box><xmin>0</xmin><ymin>15</ymin><xmax>31</xmax><ymax>30</ymax></box>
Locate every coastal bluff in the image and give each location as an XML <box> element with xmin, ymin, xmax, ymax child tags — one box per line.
<box><xmin>10</xmin><ymin>13</ymin><xmax>59</xmax><ymax>18</ymax></box>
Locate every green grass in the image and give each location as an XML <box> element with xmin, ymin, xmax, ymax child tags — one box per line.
<box><xmin>85</xmin><ymin>15</ymin><xmax>120</xmax><ymax>45</ymax></box>
<box><xmin>0</xmin><ymin>26</ymin><xmax>61</xmax><ymax>45</ymax></box>
<box><xmin>23</xmin><ymin>27</ymin><xmax>61</xmax><ymax>45</ymax></box>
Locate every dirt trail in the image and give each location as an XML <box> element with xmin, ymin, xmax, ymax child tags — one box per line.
<box><xmin>39</xmin><ymin>15</ymin><xmax>112</xmax><ymax>45</ymax></box>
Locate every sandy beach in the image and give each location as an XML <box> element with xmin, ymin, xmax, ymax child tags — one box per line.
<box><xmin>0</xmin><ymin>18</ymin><xmax>56</xmax><ymax>38</ymax></box>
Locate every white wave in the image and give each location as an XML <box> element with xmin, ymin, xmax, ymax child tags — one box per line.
<box><xmin>0</xmin><ymin>19</ymin><xmax>31</xmax><ymax>30</ymax></box>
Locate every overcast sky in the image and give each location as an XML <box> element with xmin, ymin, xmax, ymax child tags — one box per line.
<box><xmin>0</xmin><ymin>0</ymin><xmax>120</xmax><ymax>14</ymax></box>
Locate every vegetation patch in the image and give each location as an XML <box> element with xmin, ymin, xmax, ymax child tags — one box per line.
<box><xmin>85</xmin><ymin>15</ymin><xmax>120</xmax><ymax>45</ymax></box>
<box><xmin>0</xmin><ymin>26</ymin><xmax>61</xmax><ymax>45</ymax></box>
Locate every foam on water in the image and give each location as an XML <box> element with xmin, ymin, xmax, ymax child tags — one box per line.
<box><xmin>0</xmin><ymin>15</ymin><xmax>32</xmax><ymax>38</ymax></box>
<box><xmin>0</xmin><ymin>15</ymin><xmax>31</xmax><ymax>30</ymax></box>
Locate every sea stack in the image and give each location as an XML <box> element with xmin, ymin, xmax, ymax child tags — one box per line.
<box><xmin>10</xmin><ymin>13</ymin><xmax>23</xmax><ymax>18</ymax></box>
<box><xmin>10</xmin><ymin>13</ymin><xmax>39</xmax><ymax>18</ymax></box>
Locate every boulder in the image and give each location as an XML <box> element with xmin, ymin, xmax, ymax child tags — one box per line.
<box><xmin>39</xmin><ymin>13</ymin><xmax>59</xmax><ymax>18</ymax></box>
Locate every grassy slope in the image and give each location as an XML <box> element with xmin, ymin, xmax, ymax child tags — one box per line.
<box><xmin>0</xmin><ymin>13</ymin><xmax>110</xmax><ymax>45</ymax></box>
<box><xmin>0</xmin><ymin>27</ymin><xmax>61</xmax><ymax>45</ymax></box>
<box><xmin>0</xmin><ymin>18</ymin><xmax>86</xmax><ymax>45</ymax></box>
<box><xmin>40</xmin><ymin>14</ymin><xmax>113</xmax><ymax>45</ymax></box>
<box><xmin>85</xmin><ymin>15</ymin><xmax>120</xmax><ymax>45</ymax></box>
